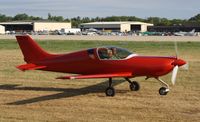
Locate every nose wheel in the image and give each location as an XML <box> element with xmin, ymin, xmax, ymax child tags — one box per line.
<box><xmin>156</xmin><ymin>78</ymin><xmax>169</xmax><ymax>95</ymax></box>
<box><xmin>159</xmin><ymin>87</ymin><xmax>169</xmax><ymax>95</ymax></box>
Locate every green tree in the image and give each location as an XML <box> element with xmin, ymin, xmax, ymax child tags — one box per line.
<box><xmin>0</xmin><ymin>14</ymin><xmax>12</xmax><ymax>22</ymax></box>
<box><xmin>13</xmin><ymin>13</ymin><xmax>29</xmax><ymax>20</ymax></box>
<box><xmin>71</xmin><ymin>16</ymin><xmax>82</xmax><ymax>27</ymax></box>
<box><xmin>146</xmin><ymin>17</ymin><xmax>161</xmax><ymax>25</ymax></box>
<box><xmin>48</xmin><ymin>13</ymin><xmax>52</xmax><ymax>20</ymax></box>
<box><xmin>0</xmin><ymin>12</ymin><xmax>200</xmax><ymax>27</ymax></box>
<box><xmin>48</xmin><ymin>13</ymin><xmax>64</xmax><ymax>22</ymax></box>
<box><xmin>29</xmin><ymin>16</ymin><xmax>43</xmax><ymax>21</ymax></box>
<box><xmin>170</xmin><ymin>19</ymin><xmax>186</xmax><ymax>26</ymax></box>
<box><xmin>189</xmin><ymin>14</ymin><xmax>200</xmax><ymax>23</ymax></box>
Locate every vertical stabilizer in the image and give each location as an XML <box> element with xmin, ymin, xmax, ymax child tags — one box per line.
<box><xmin>16</xmin><ymin>35</ymin><xmax>52</xmax><ymax>63</ymax></box>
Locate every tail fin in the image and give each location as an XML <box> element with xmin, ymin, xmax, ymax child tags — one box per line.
<box><xmin>16</xmin><ymin>35</ymin><xmax>52</xmax><ymax>63</ymax></box>
<box><xmin>190</xmin><ymin>29</ymin><xmax>195</xmax><ymax>33</ymax></box>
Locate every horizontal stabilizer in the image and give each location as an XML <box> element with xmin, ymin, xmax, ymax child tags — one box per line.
<box><xmin>56</xmin><ymin>72</ymin><xmax>132</xmax><ymax>80</ymax></box>
<box><xmin>17</xmin><ymin>63</ymin><xmax>46</xmax><ymax>71</ymax></box>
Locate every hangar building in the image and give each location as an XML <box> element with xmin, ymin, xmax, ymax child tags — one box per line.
<box><xmin>80</xmin><ymin>21</ymin><xmax>153</xmax><ymax>32</ymax></box>
<box><xmin>0</xmin><ymin>25</ymin><xmax>5</xmax><ymax>34</ymax></box>
<box><xmin>0</xmin><ymin>21</ymin><xmax>71</xmax><ymax>32</ymax></box>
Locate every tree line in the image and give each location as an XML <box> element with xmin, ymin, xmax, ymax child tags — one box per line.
<box><xmin>0</xmin><ymin>13</ymin><xmax>199</xmax><ymax>27</ymax></box>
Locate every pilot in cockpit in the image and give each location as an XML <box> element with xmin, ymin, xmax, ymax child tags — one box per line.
<box><xmin>107</xmin><ymin>48</ymin><xmax>119</xmax><ymax>59</ymax></box>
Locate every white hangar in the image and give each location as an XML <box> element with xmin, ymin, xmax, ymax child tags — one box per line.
<box><xmin>80</xmin><ymin>21</ymin><xmax>153</xmax><ymax>32</ymax></box>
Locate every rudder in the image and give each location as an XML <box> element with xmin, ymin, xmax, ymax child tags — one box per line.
<box><xmin>16</xmin><ymin>35</ymin><xmax>52</xmax><ymax>63</ymax></box>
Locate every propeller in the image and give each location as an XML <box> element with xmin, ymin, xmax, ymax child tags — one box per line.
<box><xmin>171</xmin><ymin>40</ymin><xmax>179</xmax><ymax>85</ymax></box>
<box><xmin>171</xmin><ymin>65</ymin><xmax>178</xmax><ymax>85</ymax></box>
<box><xmin>171</xmin><ymin>41</ymin><xmax>188</xmax><ymax>85</ymax></box>
<box><xmin>175</xmin><ymin>40</ymin><xmax>189</xmax><ymax>70</ymax></box>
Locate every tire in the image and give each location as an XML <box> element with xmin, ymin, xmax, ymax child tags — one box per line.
<box><xmin>105</xmin><ymin>87</ymin><xmax>115</xmax><ymax>97</ymax></box>
<box><xmin>129</xmin><ymin>81</ymin><xmax>140</xmax><ymax>91</ymax></box>
<box><xmin>159</xmin><ymin>87</ymin><xmax>168</xmax><ymax>95</ymax></box>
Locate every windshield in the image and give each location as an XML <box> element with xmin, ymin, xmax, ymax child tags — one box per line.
<box><xmin>97</xmin><ymin>46</ymin><xmax>133</xmax><ymax>60</ymax></box>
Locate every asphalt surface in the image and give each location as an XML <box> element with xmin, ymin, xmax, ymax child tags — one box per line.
<box><xmin>0</xmin><ymin>35</ymin><xmax>200</xmax><ymax>41</ymax></box>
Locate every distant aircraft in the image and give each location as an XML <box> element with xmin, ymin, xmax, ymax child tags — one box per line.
<box><xmin>16</xmin><ymin>35</ymin><xmax>186</xmax><ymax>96</ymax></box>
<box><xmin>174</xmin><ymin>29</ymin><xmax>196</xmax><ymax>36</ymax></box>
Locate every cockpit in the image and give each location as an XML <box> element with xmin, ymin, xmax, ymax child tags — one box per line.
<box><xmin>97</xmin><ymin>46</ymin><xmax>136</xmax><ymax>60</ymax></box>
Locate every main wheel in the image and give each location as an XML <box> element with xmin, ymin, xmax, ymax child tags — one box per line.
<box><xmin>105</xmin><ymin>87</ymin><xmax>115</xmax><ymax>97</ymax></box>
<box><xmin>129</xmin><ymin>81</ymin><xmax>140</xmax><ymax>91</ymax></box>
<box><xmin>159</xmin><ymin>87</ymin><xmax>168</xmax><ymax>95</ymax></box>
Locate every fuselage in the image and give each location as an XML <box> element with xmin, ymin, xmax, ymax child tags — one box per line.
<box><xmin>34</xmin><ymin>48</ymin><xmax>185</xmax><ymax>78</ymax></box>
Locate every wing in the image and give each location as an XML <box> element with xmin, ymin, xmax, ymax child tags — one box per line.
<box><xmin>56</xmin><ymin>72</ymin><xmax>132</xmax><ymax>80</ymax></box>
<box><xmin>17</xmin><ymin>63</ymin><xmax>46</xmax><ymax>71</ymax></box>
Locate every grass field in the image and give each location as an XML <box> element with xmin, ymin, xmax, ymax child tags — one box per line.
<box><xmin>0</xmin><ymin>39</ymin><xmax>199</xmax><ymax>122</ymax></box>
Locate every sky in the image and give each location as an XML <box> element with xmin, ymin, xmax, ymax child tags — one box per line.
<box><xmin>0</xmin><ymin>0</ymin><xmax>199</xmax><ymax>19</ymax></box>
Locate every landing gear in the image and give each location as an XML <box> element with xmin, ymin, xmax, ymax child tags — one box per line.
<box><xmin>125</xmin><ymin>78</ymin><xmax>140</xmax><ymax>91</ymax></box>
<box><xmin>105</xmin><ymin>87</ymin><xmax>115</xmax><ymax>96</ymax></box>
<box><xmin>105</xmin><ymin>78</ymin><xmax>115</xmax><ymax>97</ymax></box>
<box><xmin>104</xmin><ymin>77</ymin><xmax>170</xmax><ymax>96</ymax></box>
<box><xmin>105</xmin><ymin>77</ymin><xmax>140</xmax><ymax>96</ymax></box>
<box><xmin>159</xmin><ymin>87</ymin><xmax>169</xmax><ymax>95</ymax></box>
<box><xmin>129</xmin><ymin>81</ymin><xmax>140</xmax><ymax>91</ymax></box>
<box><xmin>156</xmin><ymin>78</ymin><xmax>169</xmax><ymax>96</ymax></box>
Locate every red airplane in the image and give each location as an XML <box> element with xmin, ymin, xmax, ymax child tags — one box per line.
<box><xmin>16</xmin><ymin>35</ymin><xmax>186</xmax><ymax>96</ymax></box>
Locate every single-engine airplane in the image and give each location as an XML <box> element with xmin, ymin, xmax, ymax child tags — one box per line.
<box><xmin>16</xmin><ymin>35</ymin><xmax>186</xmax><ymax>96</ymax></box>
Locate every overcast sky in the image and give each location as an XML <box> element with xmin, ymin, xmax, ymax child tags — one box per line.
<box><xmin>0</xmin><ymin>0</ymin><xmax>199</xmax><ymax>19</ymax></box>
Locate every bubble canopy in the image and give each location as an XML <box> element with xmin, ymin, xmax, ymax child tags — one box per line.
<box><xmin>97</xmin><ymin>46</ymin><xmax>135</xmax><ymax>60</ymax></box>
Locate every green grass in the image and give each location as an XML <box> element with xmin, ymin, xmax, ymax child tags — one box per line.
<box><xmin>1</xmin><ymin>39</ymin><xmax>200</xmax><ymax>53</ymax></box>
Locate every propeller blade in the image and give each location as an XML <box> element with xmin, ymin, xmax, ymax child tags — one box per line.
<box><xmin>174</xmin><ymin>41</ymin><xmax>178</xmax><ymax>58</ymax></box>
<box><xmin>171</xmin><ymin>65</ymin><xmax>179</xmax><ymax>85</ymax></box>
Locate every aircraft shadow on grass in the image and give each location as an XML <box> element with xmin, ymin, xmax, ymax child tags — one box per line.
<box><xmin>0</xmin><ymin>80</ymin><xmax>125</xmax><ymax>105</ymax></box>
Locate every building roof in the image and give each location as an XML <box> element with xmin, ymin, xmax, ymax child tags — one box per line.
<box><xmin>0</xmin><ymin>21</ymin><xmax>71</xmax><ymax>25</ymax></box>
<box><xmin>81</xmin><ymin>21</ymin><xmax>153</xmax><ymax>26</ymax></box>
<box><xmin>0</xmin><ymin>22</ymin><xmax>33</xmax><ymax>25</ymax></box>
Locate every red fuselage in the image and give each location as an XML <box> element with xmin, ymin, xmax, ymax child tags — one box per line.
<box><xmin>16</xmin><ymin>35</ymin><xmax>186</xmax><ymax>79</ymax></box>
<box><xmin>35</xmin><ymin>48</ymin><xmax>185</xmax><ymax>78</ymax></box>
